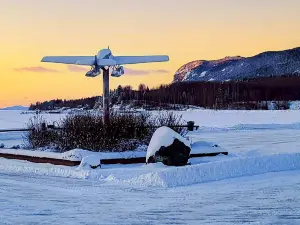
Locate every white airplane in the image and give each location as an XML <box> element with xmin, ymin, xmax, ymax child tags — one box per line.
<box><xmin>41</xmin><ymin>48</ymin><xmax>169</xmax><ymax>77</ymax></box>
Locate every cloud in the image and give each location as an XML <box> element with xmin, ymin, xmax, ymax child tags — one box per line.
<box><xmin>14</xmin><ymin>65</ymin><xmax>169</xmax><ymax>76</ymax></box>
<box><xmin>124</xmin><ymin>68</ymin><xmax>169</xmax><ymax>76</ymax></box>
<box><xmin>68</xmin><ymin>65</ymin><xmax>89</xmax><ymax>73</ymax></box>
<box><xmin>124</xmin><ymin>68</ymin><xmax>149</xmax><ymax>75</ymax></box>
<box><xmin>67</xmin><ymin>65</ymin><xmax>169</xmax><ymax>75</ymax></box>
<box><xmin>14</xmin><ymin>66</ymin><xmax>59</xmax><ymax>73</ymax></box>
<box><xmin>151</xmin><ymin>69</ymin><xmax>169</xmax><ymax>73</ymax></box>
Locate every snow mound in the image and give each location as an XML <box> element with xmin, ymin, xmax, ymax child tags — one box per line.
<box><xmin>1</xmin><ymin>153</ymin><xmax>300</xmax><ymax>188</ymax></box>
<box><xmin>0</xmin><ymin>148</ymin><xmax>148</xmax><ymax>163</ymax></box>
<box><xmin>62</xmin><ymin>149</ymin><xmax>95</xmax><ymax>161</ymax></box>
<box><xmin>191</xmin><ymin>141</ymin><xmax>225</xmax><ymax>154</ymax></box>
<box><xmin>62</xmin><ymin>148</ymin><xmax>147</xmax><ymax>161</ymax></box>
<box><xmin>155</xmin><ymin>153</ymin><xmax>300</xmax><ymax>187</ymax></box>
<box><xmin>146</xmin><ymin>126</ymin><xmax>191</xmax><ymax>162</ymax></box>
<box><xmin>78</xmin><ymin>155</ymin><xmax>101</xmax><ymax>169</ymax></box>
<box><xmin>0</xmin><ymin>158</ymin><xmax>89</xmax><ymax>179</ymax></box>
<box><xmin>0</xmin><ymin>148</ymin><xmax>80</xmax><ymax>161</ymax></box>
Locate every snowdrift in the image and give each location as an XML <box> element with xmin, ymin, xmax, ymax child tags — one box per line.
<box><xmin>1</xmin><ymin>153</ymin><xmax>300</xmax><ymax>188</ymax></box>
<box><xmin>0</xmin><ymin>148</ymin><xmax>148</xmax><ymax>162</ymax></box>
<box><xmin>0</xmin><ymin>139</ymin><xmax>224</xmax><ymax>164</ymax></box>
<box><xmin>157</xmin><ymin>153</ymin><xmax>300</xmax><ymax>187</ymax></box>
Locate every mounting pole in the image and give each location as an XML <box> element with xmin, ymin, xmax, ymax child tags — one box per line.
<box><xmin>102</xmin><ymin>68</ymin><xmax>110</xmax><ymax>124</ymax></box>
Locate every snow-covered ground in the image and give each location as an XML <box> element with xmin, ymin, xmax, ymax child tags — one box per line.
<box><xmin>1</xmin><ymin>170</ymin><xmax>300</xmax><ymax>225</ymax></box>
<box><xmin>2</xmin><ymin>109</ymin><xmax>300</xmax><ymax>129</ymax></box>
<box><xmin>1</xmin><ymin>109</ymin><xmax>300</xmax><ymax>224</ymax></box>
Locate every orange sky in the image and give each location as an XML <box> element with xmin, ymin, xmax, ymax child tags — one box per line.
<box><xmin>1</xmin><ymin>0</ymin><xmax>300</xmax><ymax>107</ymax></box>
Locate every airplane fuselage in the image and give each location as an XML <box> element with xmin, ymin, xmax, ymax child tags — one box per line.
<box><xmin>97</xmin><ymin>49</ymin><xmax>112</xmax><ymax>60</ymax></box>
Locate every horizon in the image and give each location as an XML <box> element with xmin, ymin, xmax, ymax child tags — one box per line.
<box><xmin>1</xmin><ymin>0</ymin><xmax>300</xmax><ymax>108</ymax></box>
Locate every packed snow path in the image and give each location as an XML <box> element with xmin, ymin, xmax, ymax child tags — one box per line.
<box><xmin>1</xmin><ymin>171</ymin><xmax>300</xmax><ymax>225</ymax></box>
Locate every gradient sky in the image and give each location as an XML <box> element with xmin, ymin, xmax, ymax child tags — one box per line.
<box><xmin>1</xmin><ymin>0</ymin><xmax>300</xmax><ymax>107</ymax></box>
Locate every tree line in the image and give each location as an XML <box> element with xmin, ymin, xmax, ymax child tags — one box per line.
<box><xmin>29</xmin><ymin>74</ymin><xmax>300</xmax><ymax>110</ymax></box>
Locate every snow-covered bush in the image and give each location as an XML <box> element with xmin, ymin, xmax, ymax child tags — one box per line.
<box><xmin>0</xmin><ymin>143</ymin><xmax>4</xmax><ymax>149</ymax></box>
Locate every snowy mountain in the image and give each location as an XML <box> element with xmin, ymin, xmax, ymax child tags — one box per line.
<box><xmin>0</xmin><ymin>105</ymin><xmax>29</xmax><ymax>110</ymax></box>
<box><xmin>174</xmin><ymin>47</ymin><xmax>300</xmax><ymax>82</ymax></box>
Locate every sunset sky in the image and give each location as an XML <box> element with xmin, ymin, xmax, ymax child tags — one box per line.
<box><xmin>1</xmin><ymin>0</ymin><xmax>300</xmax><ymax>107</ymax></box>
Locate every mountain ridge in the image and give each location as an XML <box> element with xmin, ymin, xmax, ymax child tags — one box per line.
<box><xmin>174</xmin><ymin>47</ymin><xmax>300</xmax><ymax>82</ymax></box>
<box><xmin>0</xmin><ymin>105</ymin><xmax>29</xmax><ymax>110</ymax></box>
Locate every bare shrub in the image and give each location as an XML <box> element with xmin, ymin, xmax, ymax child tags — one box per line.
<box><xmin>24</xmin><ymin>111</ymin><xmax>187</xmax><ymax>152</ymax></box>
<box><xmin>23</xmin><ymin>115</ymin><xmax>59</xmax><ymax>150</ymax></box>
<box><xmin>154</xmin><ymin>112</ymin><xmax>187</xmax><ymax>136</ymax></box>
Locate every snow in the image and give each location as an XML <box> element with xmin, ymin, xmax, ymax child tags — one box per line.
<box><xmin>78</xmin><ymin>155</ymin><xmax>101</xmax><ymax>169</ymax></box>
<box><xmin>164</xmin><ymin>153</ymin><xmax>300</xmax><ymax>187</ymax></box>
<box><xmin>1</xmin><ymin>110</ymin><xmax>300</xmax><ymax>223</ymax></box>
<box><xmin>0</xmin><ymin>148</ymin><xmax>78</xmax><ymax>161</ymax></box>
<box><xmin>62</xmin><ymin>148</ymin><xmax>148</xmax><ymax>160</ymax></box>
<box><xmin>171</xmin><ymin>109</ymin><xmax>300</xmax><ymax>129</ymax></box>
<box><xmin>0</xmin><ymin>170</ymin><xmax>299</xmax><ymax>224</ymax></box>
<box><xmin>183</xmin><ymin>71</ymin><xmax>191</xmax><ymax>80</ymax></box>
<box><xmin>0</xmin><ymin>148</ymin><xmax>148</xmax><ymax>161</ymax></box>
<box><xmin>0</xmin><ymin>141</ymin><xmax>223</xmax><ymax>162</ymax></box>
<box><xmin>0</xmin><ymin>110</ymin><xmax>63</xmax><ymax>129</ymax></box>
<box><xmin>190</xmin><ymin>141</ymin><xmax>225</xmax><ymax>154</ymax></box>
<box><xmin>1</xmin><ymin>151</ymin><xmax>300</xmax><ymax>188</ymax></box>
<box><xmin>199</xmin><ymin>71</ymin><xmax>207</xmax><ymax>77</ymax></box>
<box><xmin>2</xmin><ymin>109</ymin><xmax>300</xmax><ymax>130</ymax></box>
<box><xmin>208</xmin><ymin>78</ymin><xmax>215</xmax><ymax>81</ymax></box>
<box><xmin>146</xmin><ymin>126</ymin><xmax>191</xmax><ymax>162</ymax></box>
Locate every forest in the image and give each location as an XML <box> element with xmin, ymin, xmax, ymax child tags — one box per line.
<box><xmin>29</xmin><ymin>75</ymin><xmax>300</xmax><ymax>111</ymax></box>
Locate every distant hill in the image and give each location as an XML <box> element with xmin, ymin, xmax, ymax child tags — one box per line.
<box><xmin>0</xmin><ymin>105</ymin><xmax>29</xmax><ymax>110</ymax></box>
<box><xmin>174</xmin><ymin>47</ymin><xmax>300</xmax><ymax>82</ymax></box>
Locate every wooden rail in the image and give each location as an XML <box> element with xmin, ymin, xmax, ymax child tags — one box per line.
<box><xmin>0</xmin><ymin>121</ymin><xmax>200</xmax><ymax>133</ymax></box>
<box><xmin>0</xmin><ymin>128</ymin><xmax>33</xmax><ymax>133</ymax></box>
<box><xmin>0</xmin><ymin>152</ymin><xmax>80</xmax><ymax>166</ymax></box>
<box><xmin>0</xmin><ymin>151</ymin><xmax>228</xmax><ymax>166</ymax></box>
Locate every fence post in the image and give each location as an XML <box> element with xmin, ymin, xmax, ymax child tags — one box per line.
<box><xmin>187</xmin><ymin>121</ymin><xmax>195</xmax><ymax>131</ymax></box>
<box><xmin>41</xmin><ymin>122</ymin><xmax>47</xmax><ymax>131</ymax></box>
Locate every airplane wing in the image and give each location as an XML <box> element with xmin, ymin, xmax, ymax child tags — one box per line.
<box><xmin>112</xmin><ymin>55</ymin><xmax>169</xmax><ymax>65</ymax></box>
<box><xmin>41</xmin><ymin>56</ymin><xmax>95</xmax><ymax>66</ymax></box>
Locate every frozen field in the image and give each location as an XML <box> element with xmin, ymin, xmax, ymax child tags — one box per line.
<box><xmin>1</xmin><ymin>109</ymin><xmax>300</xmax><ymax>224</ymax></box>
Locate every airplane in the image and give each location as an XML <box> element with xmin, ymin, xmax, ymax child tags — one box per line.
<box><xmin>41</xmin><ymin>48</ymin><xmax>169</xmax><ymax>77</ymax></box>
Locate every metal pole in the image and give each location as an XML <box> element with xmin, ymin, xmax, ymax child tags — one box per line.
<box><xmin>103</xmin><ymin>68</ymin><xmax>110</xmax><ymax>124</ymax></box>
